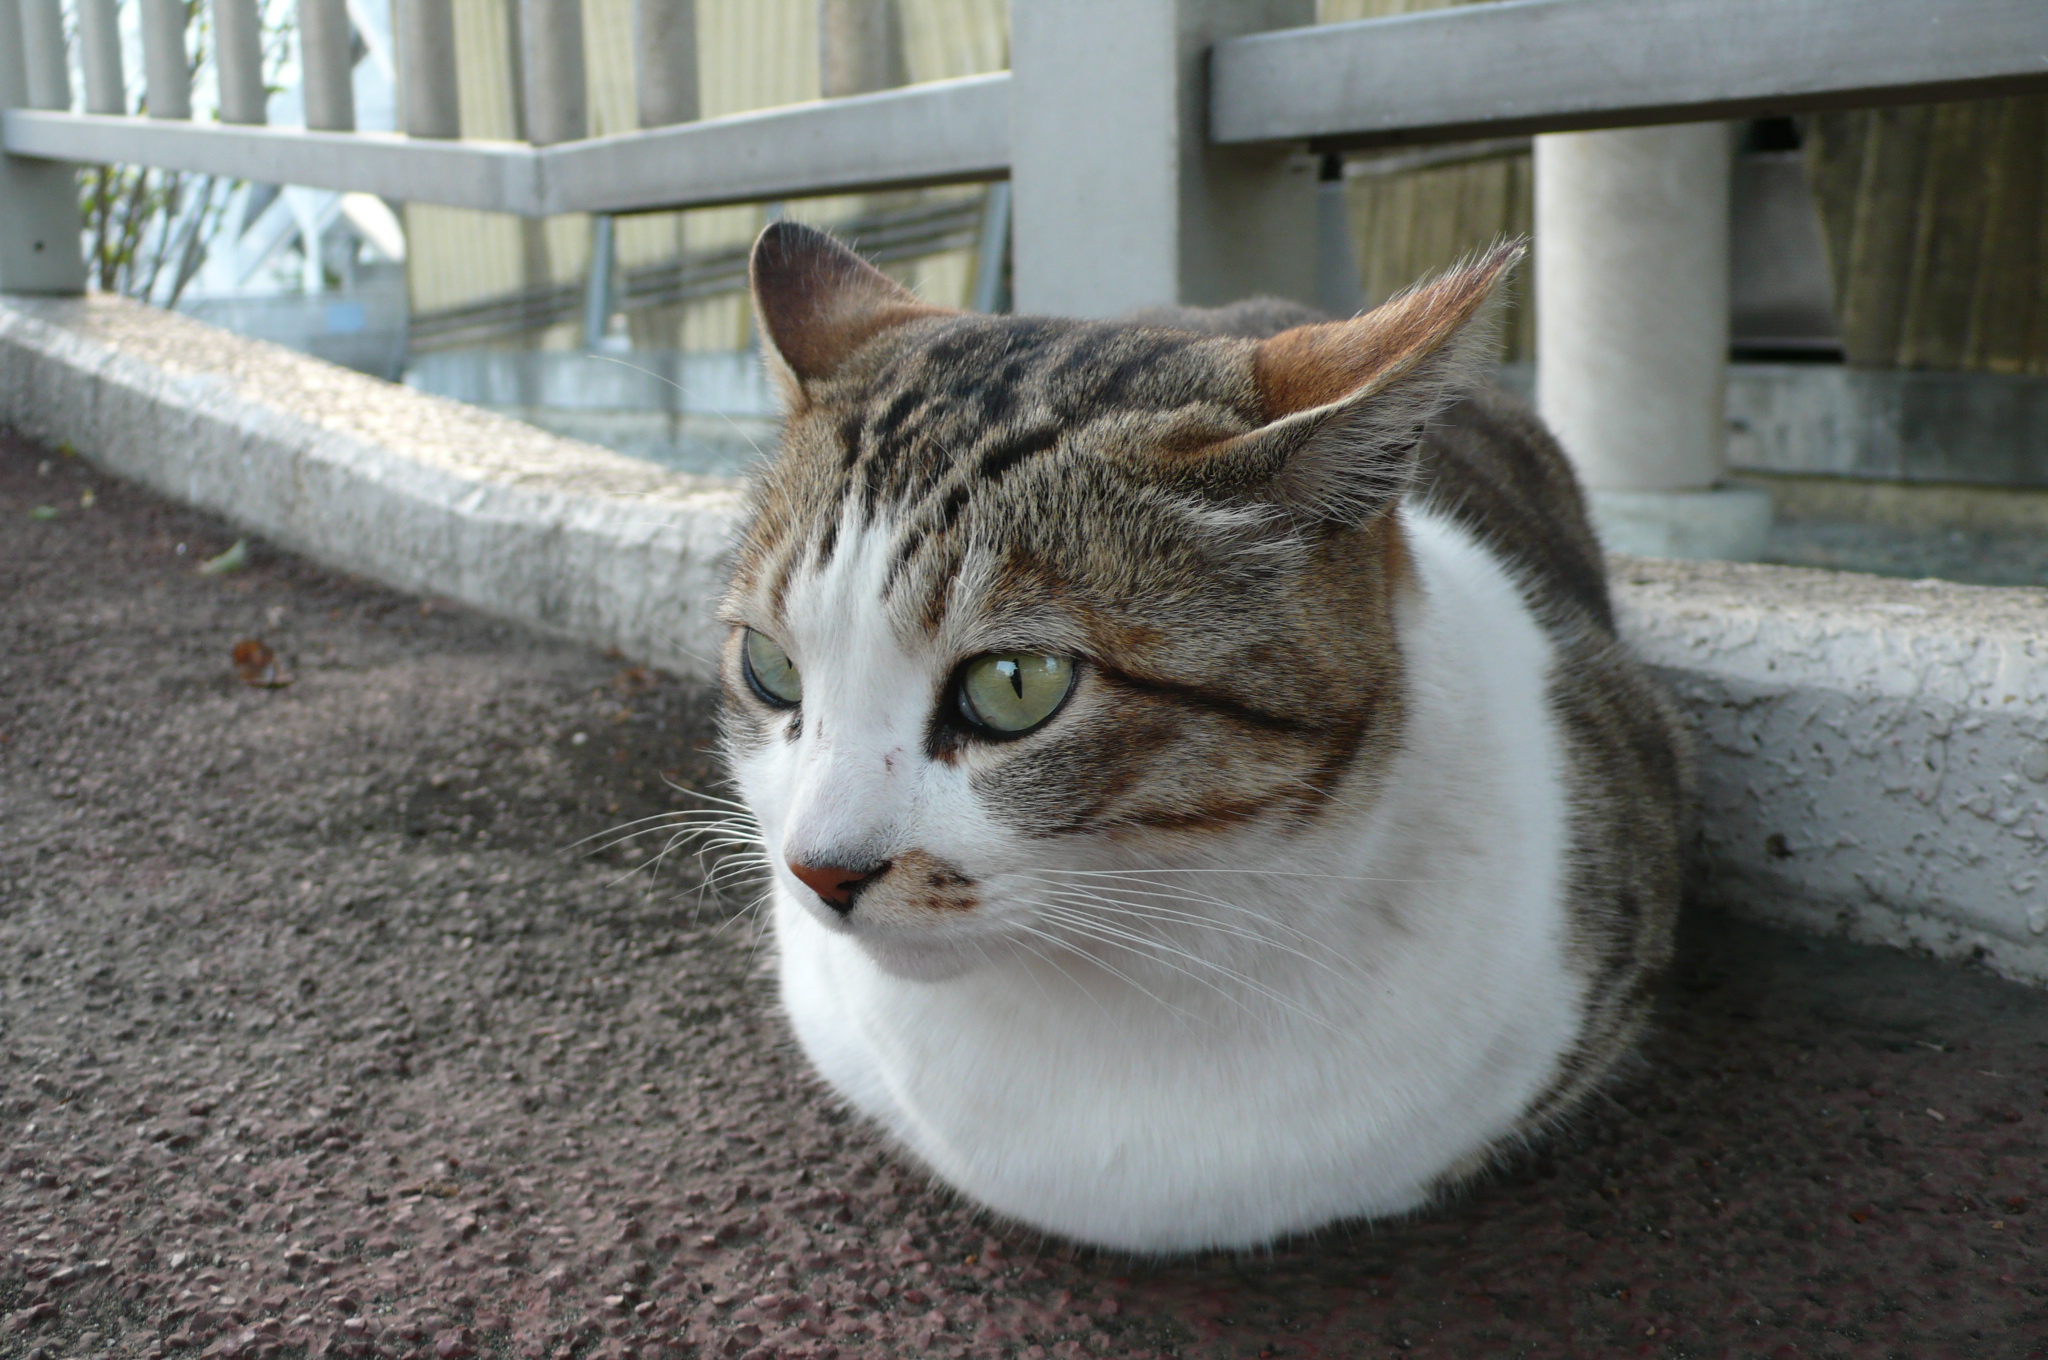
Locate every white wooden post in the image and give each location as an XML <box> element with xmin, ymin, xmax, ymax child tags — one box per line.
<box><xmin>519</xmin><ymin>0</ymin><xmax>585</xmax><ymax>146</ymax></box>
<box><xmin>299</xmin><ymin>0</ymin><xmax>357</xmax><ymax>131</ymax></box>
<box><xmin>818</xmin><ymin>0</ymin><xmax>903</xmax><ymax>99</ymax></box>
<box><xmin>634</xmin><ymin>0</ymin><xmax>697</xmax><ymax>128</ymax></box>
<box><xmin>1009</xmin><ymin>0</ymin><xmax>1318</xmax><ymax>318</ymax></box>
<box><xmin>396</xmin><ymin>0</ymin><xmax>461</xmax><ymax>138</ymax></box>
<box><xmin>19</xmin><ymin>0</ymin><xmax>69</xmax><ymax>109</ymax></box>
<box><xmin>139</xmin><ymin>0</ymin><xmax>192</xmax><ymax>119</ymax></box>
<box><xmin>0</xmin><ymin>0</ymin><xmax>86</xmax><ymax>291</ymax></box>
<box><xmin>214</xmin><ymin>0</ymin><xmax>269</xmax><ymax>125</ymax></box>
<box><xmin>75</xmin><ymin>0</ymin><xmax>125</xmax><ymax>114</ymax></box>
<box><xmin>1535</xmin><ymin>123</ymin><xmax>1770</xmax><ymax>560</ymax></box>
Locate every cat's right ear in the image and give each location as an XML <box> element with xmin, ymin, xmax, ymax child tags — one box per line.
<box><xmin>750</xmin><ymin>222</ymin><xmax>952</xmax><ymax>395</ymax></box>
<box><xmin>1162</xmin><ymin>241</ymin><xmax>1522</xmax><ymax>526</ymax></box>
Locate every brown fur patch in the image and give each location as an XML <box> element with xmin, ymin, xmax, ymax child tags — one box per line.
<box><xmin>895</xmin><ymin>849</ymin><xmax>978</xmax><ymax>909</ymax></box>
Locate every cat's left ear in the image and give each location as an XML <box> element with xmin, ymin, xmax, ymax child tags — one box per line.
<box><xmin>1176</xmin><ymin>241</ymin><xmax>1523</xmax><ymax>525</ymax></box>
<box><xmin>750</xmin><ymin>221</ymin><xmax>954</xmax><ymax>394</ymax></box>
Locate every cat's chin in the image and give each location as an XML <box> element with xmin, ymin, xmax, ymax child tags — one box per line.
<box><xmin>851</xmin><ymin>933</ymin><xmax>983</xmax><ymax>983</ymax></box>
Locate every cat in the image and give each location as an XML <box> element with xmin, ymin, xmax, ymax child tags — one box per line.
<box><xmin>715</xmin><ymin>220</ymin><xmax>1688</xmax><ymax>1253</ymax></box>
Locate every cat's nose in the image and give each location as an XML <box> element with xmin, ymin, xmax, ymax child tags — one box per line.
<box><xmin>789</xmin><ymin>859</ymin><xmax>888</xmax><ymax>914</ymax></box>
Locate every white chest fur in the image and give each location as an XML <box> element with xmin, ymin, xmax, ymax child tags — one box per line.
<box><xmin>766</xmin><ymin>507</ymin><xmax>1584</xmax><ymax>1251</ymax></box>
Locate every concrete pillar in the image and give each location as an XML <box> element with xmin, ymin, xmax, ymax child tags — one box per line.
<box><xmin>139</xmin><ymin>0</ymin><xmax>192</xmax><ymax>118</ymax></box>
<box><xmin>519</xmin><ymin>0</ymin><xmax>585</xmax><ymax>145</ymax></box>
<box><xmin>634</xmin><ymin>0</ymin><xmax>697</xmax><ymax>127</ymax></box>
<box><xmin>298</xmin><ymin>0</ymin><xmax>357</xmax><ymax>131</ymax></box>
<box><xmin>213</xmin><ymin>0</ymin><xmax>269</xmax><ymax>125</ymax></box>
<box><xmin>818</xmin><ymin>0</ymin><xmax>903</xmax><ymax>98</ymax></box>
<box><xmin>0</xmin><ymin>0</ymin><xmax>86</xmax><ymax>291</ymax></box>
<box><xmin>19</xmin><ymin>0</ymin><xmax>69</xmax><ymax>109</ymax></box>
<box><xmin>1009</xmin><ymin>0</ymin><xmax>1318</xmax><ymax>318</ymax></box>
<box><xmin>1535</xmin><ymin>122</ymin><xmax>1769</xmax><ymax>560</ymax></box>
<box><xmin>75</xmin><ymin>0</ymin><xmax>124</xmax><ymax>114</ymax></box>
<box><xmin>395</xmin><ymin>0</ymin><xmax>461</xmax><ymax>138</ymax></box>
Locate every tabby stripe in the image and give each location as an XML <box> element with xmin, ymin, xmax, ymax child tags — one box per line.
<box><xmin>1097</xmin><ymin>668</ymin><xmax>1317</xmax><ymax>737</ymax></box>
<box><xmin>881</xmin><ymin>425</ymin><xmax>1060</xmax><ymax>595</ymax></box>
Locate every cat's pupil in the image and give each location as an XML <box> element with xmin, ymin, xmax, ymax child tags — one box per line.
<box><xmin>998</xmin><ymin>659</ymin><xmax>1023</xmax><ymax>698</ymax></box>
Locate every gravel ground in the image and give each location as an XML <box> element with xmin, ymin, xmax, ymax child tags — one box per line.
<box><xmin>3</xmin><ymin>427</ymin><xmax>2047</xmax><ymax>1360</ymax></box>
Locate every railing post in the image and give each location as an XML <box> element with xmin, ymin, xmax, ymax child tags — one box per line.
<box><xmin>139</xmin><ymin>0</ymin><xmax>192</xmax><ymax>119</ymax></box>
<box><xmin>0</xmin><ymin>0</ymin><xmax>86</xmax><ymax>291</ymax></box>
<box><xmin>818</xmin><ymin>0</ymin><xmax>903</xmax><ymax>99</ymax></box>
<box><xmin>1009</xmin><ymin>0</ymin><xmax>1317</xmax><ymax>317</ymax></box>
<box><xmin>19</xmin><ymin>0</ymin><xmax>69</xmax><ymax>109</ymax></box>
<box><xmin>395</xmin><ymin>0</ymin><xmax>461</xmax><ymax>138</ymax></box>
<box><xmin>299</xmin><ymin>0</ymin><xmax>357</xmax><ymax>131</ymax></box>
<box><xmin>214</xmin><ymin>0</ymin><xmax>269</xmax><ymax>125</ymax></box>
<box><xmin>1535</xmin><ymin>123</ymin><xmax>1770</xmax><ymax>560</ymax></box>
<box><xmin>519</xmin><ymin>0</ymin><xmax>585</xmax><ymax>146</ymax></box>
<box><xmin>75</xmin><ymin>0</ymin><xmax>125</xmax><ymax>114</ymax></box>
<box><xmin>634</xmin><ymin>0</ymin><xmax>696</xmax><ymax>128</ymax></box>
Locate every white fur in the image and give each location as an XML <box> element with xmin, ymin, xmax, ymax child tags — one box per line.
<box><xmin>734</xmin><ymin>505</ymin><xmax>1584</xmax><ymax>1252</ymax></box>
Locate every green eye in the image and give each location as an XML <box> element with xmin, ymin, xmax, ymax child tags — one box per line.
<box><xmin>957</xmin><ymin>653</ymin><xmax>1074</xmax><ymax>736</ymax></box>
<box><xmin>743</xmin><ymin>629</ymin><xmax>802</xmax><ymax>707</ymax></box>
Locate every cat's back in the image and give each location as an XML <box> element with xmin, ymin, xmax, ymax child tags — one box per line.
<box><xmin>1145</xmin><ymin>293</ymin><xmax>1686</xmax><ymax>1122</ymax></box>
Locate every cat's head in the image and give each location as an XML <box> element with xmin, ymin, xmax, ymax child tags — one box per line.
<box><xmin>722</xmin><ymin>222</ymin><xmax>1517</xmax><ymax>979</ymax></box>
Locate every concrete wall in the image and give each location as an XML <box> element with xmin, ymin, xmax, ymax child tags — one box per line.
<box><xmin>5</xmin><ymin>292</ymin><xmax>2047</xmax><ymax>984</ymax></box>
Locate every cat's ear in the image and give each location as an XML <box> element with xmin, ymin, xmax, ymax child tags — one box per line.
<box><xmin>1178</xmin><ymin>241</ymin><xmax>1523</xmax><ymax>525</ymax></box>
<box><xmin>750</xmin><ymin>221</ymin><xmax>953</xmax><ymax>391</ymax></box>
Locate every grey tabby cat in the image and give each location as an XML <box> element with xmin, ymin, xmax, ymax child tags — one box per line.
<box><xmin>715</xmin><ymin>221</ymin><xmax>1687</xmax><ymax>1252</ymax></box>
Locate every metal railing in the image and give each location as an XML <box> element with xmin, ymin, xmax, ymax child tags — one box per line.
<box><xmin>5</xmin><ymin>0</ymin><xmax>2040</xmax><ymax>257</ymax></box>
<box><xmin>3</xmin><ymin>0</ymin><xmax>2046</xmax><ymax>545</ymax></box>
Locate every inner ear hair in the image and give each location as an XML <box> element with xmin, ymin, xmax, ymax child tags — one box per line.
<box><xmin>749</xmin><ymin>221</ymin><xmax>955</xmax><ymax>390</ymax></box>
<box><xmin>1245</xmin><ymin>240</ymin><xmax>1525</xmax><ymax>525</ymax></box>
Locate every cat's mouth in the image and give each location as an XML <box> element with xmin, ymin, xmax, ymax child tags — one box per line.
<box><xmin>777</xmin><ymin>851</ymin><xmax>1002</xmax><ymax>981</ymax></box>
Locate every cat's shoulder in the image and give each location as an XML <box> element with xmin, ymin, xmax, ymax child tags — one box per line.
<box><xmin>1416</xmin><ymin>383</ymin><xmax>1615</xmax><ymax>636</ymax></box>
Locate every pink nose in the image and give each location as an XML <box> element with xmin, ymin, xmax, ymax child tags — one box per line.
<box><xmin>789</xmin><ymin>861</ymin><xmax>885</xmax><ymax>913</ymax></box>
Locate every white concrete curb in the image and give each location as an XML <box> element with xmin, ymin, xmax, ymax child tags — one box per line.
<box><xmin>7</xmin><ymin>294</ymin><xmax>2048</xmax><ymax>984</ymax></box>
<box><xmin>1618</xmin><ymin>560</ymin><xmax>2048</xmax><ymax>983</ymax></box>
<box><xmin>0</xmin><ymin>294</ymin><xmax>742</xmax><ymax>676</ymax></box>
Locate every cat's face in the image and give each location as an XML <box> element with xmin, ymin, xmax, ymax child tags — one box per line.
<box><xmin>721</xmin><ymin>225</ymin><xmax>1514</xmax><ymax>979</ymax></box>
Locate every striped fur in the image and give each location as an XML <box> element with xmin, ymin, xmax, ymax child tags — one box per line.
<box><xmin>720</xmin><ymin>223</ymin><xmax>1687</xmax><ymax>1251</ymax></box>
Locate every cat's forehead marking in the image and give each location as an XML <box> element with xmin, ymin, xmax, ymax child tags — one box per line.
<box><xmin>749</xmin><ymin>315</ymin><xmax>1265</xmax><ymax>636</ymax></box>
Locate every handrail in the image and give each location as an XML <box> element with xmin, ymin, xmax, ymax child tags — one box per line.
<box><xmin>15</xmin><ymin>4</ymin><xmax>2048</xmax><ymax>209</ymax></box>
<box><xmin>1212</xmin><ymin>0</ymin><xmax>2048</xmax><ymax>150</ymax></box>
<box><xmin>1</xmin><ymin>72</ymin><xmax>1011</xmax><ymax>216</ymax></box>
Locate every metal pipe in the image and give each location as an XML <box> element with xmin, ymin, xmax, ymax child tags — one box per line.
<box><xmin>139</xmin><ymin>0</ymin><xmax>193</xmax><ymax>119</ymax></box>
<box><xmin>395</xmin><ymin>0</ymin><xmax>461</xmax><ymax>138</ymax></box>
<box><xmin>582</xmin><ymin>212</ymin><xmax>616</xmax><ymax>348</ymax></box>
<box><xmin>19</xmin><ymin>0</ymin><xmax>70</xmax><ymax>109</ymax></box>
<box><xmin>970</xmin><ymin>180</ymin><xmax>1010</xmax><ymax>314</ymax></box>
<box><xmin>75</xmin><ymin>0</ymin><xmax>125</xmax><ymax>115</ymax></box>
<box><xmin>1314</xmin><ymin>152</ymin><xmax>1361</xmax><ymax>317</ymax></box>
<box><xmin>633</xmin><ymin>0</ymin><xmax>697</xmax><ymax>128</ymax></box>
<box><xmin>299</xmin><ymin>0</ymin><xmax>357</xmax><ymax>131</ymax></box>
<box><xmin>519</xmin><ymin>0</ymin><xmax>585</xmax><ymax>146</ymax></box>
<box><xmin>214</xmin><ymin>0</ymin><xmax>269</xmax><ymax>125</ymax></box>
